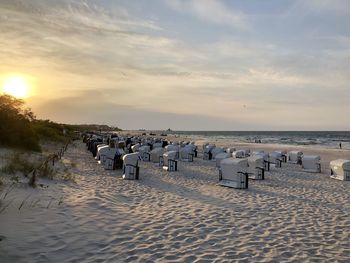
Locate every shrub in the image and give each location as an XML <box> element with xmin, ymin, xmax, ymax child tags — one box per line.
<box><xmin>32</xmin><ymin>120</ymin><xmax>67</xmax><ymax>142</ymax></box>
<box><xmin>0</xmin><ymin>95</ymin><xmax>41</xmax><ymax>151</ymax></box>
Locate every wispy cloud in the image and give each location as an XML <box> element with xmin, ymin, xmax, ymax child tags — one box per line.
<box><xmin>165</xmin><ymin>0</ymin><xmax>249</xmax><ymax>30</ymax></box>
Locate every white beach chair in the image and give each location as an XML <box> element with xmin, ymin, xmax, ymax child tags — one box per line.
<box><xmin>117</xmin><ymin>141</ymin><xmax>126</xmax><ymax>149</ymax></box>
<box><xmin>165</xmin><ymin>145</ymin><xmax>179</xmax><ymax>159</ymax></box>
<box><xmin>252</xmin><ymin>152</ymin><xmax>270</xmax><ymax>171</ymax></box>
<box><xmin>232</xmin><ymin>150</ymin><xmax>245</xmax><ymax>159</ymax></box>
<box><xmin>139</xmin><ymin>145</ymin><xmax>151</xmax><ymax>161</ymax></box>
<box><xmin>247</xmin><ymin>155</ymin><xmax>265</xmax><ymax>180</ymax></box>
<box><xmin>288</xmin><ymin>151</ymin><xmax>303</xmax><ymax>164</ymax></box>
<box><xmin>122</xmin><ymin>153</ymin><xmax>139</xmax><ymax>180</ymax></box>
<box><xmin>179</xmin><ymin>146</ymin><xmax>194</xmax><ymax>162</ymax></box>
<box><xmin>131</xmin><ymin>144</ymin><xmax>140</xmax><ymax>153</ymax></box>
<box><xmin>152</xmin><ymin>142</ymin><xmax>163</xmax><ymax>149</ymax></box>
<box><xmin>330</xmin><ymin>159</ymin><xmax>350</xmax><ymax>181</ymax></box>
<box><xmin>150</xmin><ymin>147</ymin><xmax>164</xmax><ymax>164</ymax></box>
<box><xmin>161</xmin><ymin>151</ymin><xmax>178</xmax><ymax>171</ymax></box>
<box><xmin>226</xmin><ymin>147</ymin><xmax>236</xmax><ymax>153</ymax></box>
<box><xmin>269</xmin><ymin>152</ymin><xmax>282</xmax><ymax>168</ymax></box>
<box><xmin>104</xmin><ymin>148</ymin><xmax>119</xmax><ymax>170</ymax></box>
<box><xmin>302</xmin><ymin>155</ymin><xmax>321</xmax><ymax>173</ymax></box>
<box><xmin>203</xmin><ymin>144</ymin><xmax>216</xmax><ymax>160</ymax></box>
<box><xmin>189</xmin><ymin>143</ymin><xmax>198</xmax><ymax>157</ymax></box>
<box><xmin>184</xmin><ymin>143</ymin><xmax>196</xmax><ymax>151</ymax></box>
<box><xmin>211</xmin><ymin>147</ymin><xmax>225</xmax><ymax>161</ymax></box>
<box><xmin>218</xmin><ymin>158</ymin><xmax>248</xmax><ymax>189</ymax></box>
<box><xmin>95</xmin><ymin>144</ymin><xmax>107</xmax><ymax>153</ymax></box>
<box><xmin>95</xmin><ymin>145</ymin><xmax>109</xmax><ymax>164</ymax></box>
<box><xmin>275</xmin><ymin>150</ymin><xmax>287</xmax><ymax>162</ymax></box>
<box><xmin>215</xmin><ymin>152</ymin><xmax>231</xmax><ymax>168</ymax></box>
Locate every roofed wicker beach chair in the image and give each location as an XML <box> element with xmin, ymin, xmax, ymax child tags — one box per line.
<box><xmin>275</xmin><ymin>150</ymin><xmax>287</xmax><ymax>162</ymax></box>
<box><xmin>165</xmin><ymin>144</ymin><xmax>179</xmax><ymax>159</ymax></box>
<box><xmin>179</xmin><ymin>146</ymin><xmax>195</xmax><ymax>162</ymax></box>
<box><xmin>203</xmin><ymin>144</ymin><xmax>216</xmax><ymax>160</ymax></box>
<box><xmin>330</xmin><ymin>159</ymin><xmax>350</xmax><ymax>181</ymax></box>
<box><xmin>302</xmin><ymin>155</ymin><xmax>321</xmax><ymax>173</ymax></box>
<box><xmin>288</xmin><ymin>151</ymin><xmax>303</xmax><ymax>164</ymax></box>
<box><xmin>95</xmin><ymin>145</ymin><xmax>109</xmax><ymax>164</ymax></box>
<box><xmin>215</xmin><ymin>152</ymin><xmax>231</xmax><ymax>168</ymax></box>
<box><xmin>268</xmin><ymin>151</ymin><xmax>282</xmax><ymax>168</ymax></box>
<box><xmin>122</xmin><ymin>153</ymin><xmax>139</xmax><ymax>180</ymax></box>
<box><xmin>152</xmin><ymin>142</ymin><xmax>163</xmax><ymax>149</ymax></box>
<box><xmin>91</xmin><ymin>140</ymin><xmax>105</xmax><ymax>157</ymax></box>
<box><xmin>190</xmin><ymin>142</ymin><xmax>198</xmax><ymax>157</ymax></box>
<box><xmin>226</xmin><ymin>147</ymin><xmax>236</xmax><ymax>153</ymax></box>
<box><xmin>161</xmin><ymin>151</ymin><xmax>178</xmax><ymax>171</ymax></box>
<box><xmin>104</xmin><ymin>148</ymin><xmax>124</xmax><ymax>170</ymax></box>
<box><xmin>247</xmin><ymin>155</ymin><xmax>265</xmax><ymax>180</ymax></box>
<box><xmin>232</xmin><ymin>150</ymin><xmax>245</xmax><ymax>159</ymax></box>
<box><xmin>252</xmin><ymin>151</ymin><xmax>270</xmax><ymax>171</ymax></box>
<box><xmin>139</xmin><ymin>145</ymin><xmax>151</xmax><ymax>161</ymax></box>
<box><xmin>218</xmin><ymin>158</ymin><xmax>248</xmax><ymax>189</ymax></box>
<box><xmin>131</xmin><ymin>143</ymin><xmax>140</xmax><ymax>153</ymax></box>
<box><xmin>150</xmin><ymin>147</ymin><xmax>165</xmax><ymax>164</ymax></box>
<box><xmin>211</xmin><ymin>147</ymin><xmax>225</xmax><ymax>161</ymax></box>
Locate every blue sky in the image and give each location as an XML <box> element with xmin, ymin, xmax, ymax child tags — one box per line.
<box><xmin>0</xmin><ymin>0</ymin><xmax>349</xmax><ymax>130</ymax></box>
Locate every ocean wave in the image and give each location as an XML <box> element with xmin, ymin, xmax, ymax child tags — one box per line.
<box><xmin>173</xmin><ymin>131</ymin><xmax>350</xmax><ymax>149</ymax></box>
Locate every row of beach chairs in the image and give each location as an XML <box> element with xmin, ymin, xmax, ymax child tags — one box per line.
<box><xmin>202</xmin><ymin>143</ymin><xmax>350</xmax><ymax>189</ymax></box>
<box><xmin>83</xmin><ymin>133</ymin><xmax>350</xmax><ymax>188</ymax></box>
<box><xmin>84</xmin><ymin>134</ymin><xmax>198</xmax><ymax>179</ymax></box>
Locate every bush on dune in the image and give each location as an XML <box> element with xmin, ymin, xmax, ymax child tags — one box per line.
<box><xmin>32</xmin><ymin>120</ymin><xmax>68</xmax><ymax>143</ymax></box>
<box><xmin>0</xmin><ymin>95</ymin><xmax>41</xmax><ymax>152</ymax></box>
<box><xmin>0</xmin><ymin>95</ymin><xmax>77</xmax><ymax>152</ymax></box>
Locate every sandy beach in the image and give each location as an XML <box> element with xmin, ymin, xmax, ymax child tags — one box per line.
<box><xmin>0</xmin><ymin>138</ymin><xmax>350</xmax><ymax>262</ymax></box>
<box><xmin>2</xmin><ymin>0</ymin><xmax>350</xmax><ymax>262</ymax></box>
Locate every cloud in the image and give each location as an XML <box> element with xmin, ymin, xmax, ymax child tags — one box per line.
<box><xmin>1</xmin><ymin>0</ymin><xmax>350</xmax><ymax>130</ymax></box>
<box><xmin>0</xmin><ymin>0</ymin><xmax>208</xmax><ymax>77</ymax></box>
<box><xmin>165</xmin><ymin>0</ymin><xmax>249</xmax><ymax>30</ymax></box>
<box><xmin>296</xmin><ymin>0</ymin><xmax>350</xmax><ymax>15</ymax></box>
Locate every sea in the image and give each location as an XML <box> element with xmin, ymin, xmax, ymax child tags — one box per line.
<box><xmin>169</xmin><ymin>131</ymin><xmax>350</xmax><ymax>150</ymax></box>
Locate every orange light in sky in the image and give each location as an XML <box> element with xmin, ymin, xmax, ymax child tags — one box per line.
<box><xmin>2</xmin><ymin>75</ymin><xmax>30</xmax><ymax>98</ymax></box>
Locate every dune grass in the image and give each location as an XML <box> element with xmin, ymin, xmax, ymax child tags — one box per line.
<box><xmin>1</xmin><ymin>152</ymin><xmax>37</xmax><ymax>177</ymax></box>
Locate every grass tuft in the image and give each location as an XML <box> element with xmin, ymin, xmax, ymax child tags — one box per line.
<box><xmin>1</xmin><ymin>153</ymin><xmax>37</xmax><ymax>176</ymax></box>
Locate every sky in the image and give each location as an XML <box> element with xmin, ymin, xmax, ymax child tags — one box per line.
<box><xmin>0</xmin><ymin>0</ymin><xmax>349</xmax><ymax>130</ymax></box>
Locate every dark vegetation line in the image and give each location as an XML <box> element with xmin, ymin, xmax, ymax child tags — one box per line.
<box><xmin>0</xmin><ymin>94</ymin><xmax>121</xmax><ymax>152</ymax></box>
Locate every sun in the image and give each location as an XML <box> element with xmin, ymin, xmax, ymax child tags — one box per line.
<box><xmin>2</xmin><ymin>76</ymin><xmax>29</xmax><ymax>99</ymax></box>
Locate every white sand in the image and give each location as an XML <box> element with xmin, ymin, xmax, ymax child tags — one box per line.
<box><xmin>0</xmin><ymin>140</ymin><xmax>350</xmax><ymax>262</ymax></box>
